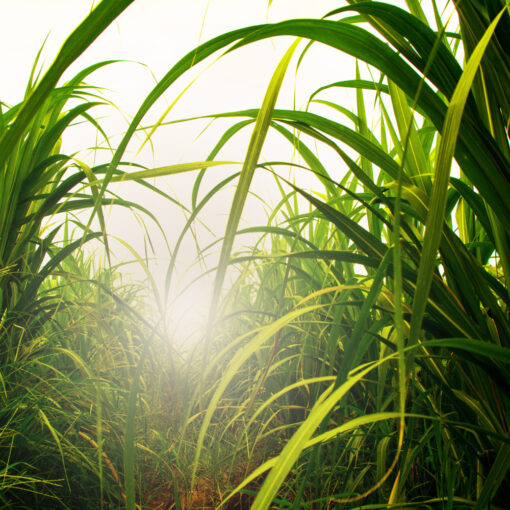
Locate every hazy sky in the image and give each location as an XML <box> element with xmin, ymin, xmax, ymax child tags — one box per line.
<box><xmin>2</xmin><ymin>0</ymin><xmax>359</xmax><ymax>343</ymax></box>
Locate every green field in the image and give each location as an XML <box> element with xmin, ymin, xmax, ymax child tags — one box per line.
<box><xmin>1</xmin><ymin>1</ymin><xmax>509</xmax><ymax>508</ymax></box>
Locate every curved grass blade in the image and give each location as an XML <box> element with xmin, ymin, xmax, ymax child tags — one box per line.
<box><xmin>0</xmin><ymin>0</ymin><xmax>134</xmax><ymax>169</ymax></box>
<box><xmin>207</xmin><ymin>39</ymin><xmax>301</xmax><ymax>327</ymax></box>
<box><xmin>190</xmin><ymin>304</ymin><xmax>320</xmax><ymax>493</ymax></box>
<box><xmin>250</xmin><ymin>357</ymin><xmax>401</xmax><ymax>510</ymax></box>
<box><xmin>408</xmin><ymin>6</ymin><xmax>509</xmax><ymax>351</ymax></box>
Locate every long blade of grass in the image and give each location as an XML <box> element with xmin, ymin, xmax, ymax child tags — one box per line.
<box><xmin>336</xmin><ymin>249</ymin><xmax>392</xmax><ymax>385</ymax></box>
<box><xmin>0</xmin><ymin>0</ymin><xmax>134</xmax><ymax>170</ymax></box>
<box><xmin>207</xmin><ymin>39</ymin><xmax>301</xmax><ymax>326</ymax></box>
<box><xmin>408</xmin><ymin>6</ymin><xmax>508</xmax><ymax>350</ymax></box>
<box><xmin>124</xmin><ymin>328</ymin><xmax>151</xmax><ymax>510</ymax></box>
<box><xmin>190</xmin><ymin>304</ymin><xmax>320</xmax><ymax>492</ymax></box>
<box><xmin>251</xmin><ymin>357</ymin><xmax>397</xmax><ymax>509</ymax></box>
<box><xmin>474</xmin><ymin>443</ymin><xmax>510</xmax><ymax>510</ymax></box>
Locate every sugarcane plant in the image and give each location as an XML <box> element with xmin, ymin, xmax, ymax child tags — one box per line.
<box><xmin>152</xmin><ymin>0</ymin><xmax>510</xmax><ymax>507</ymax></box>
<box><xmin>2</xmin><ymin>0</ymin><xmax>510</xmax><ymax>507</ymax></box>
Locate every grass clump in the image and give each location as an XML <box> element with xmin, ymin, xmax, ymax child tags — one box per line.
<box><xmin>2</xmin><ymin>0</ymin><xmax>510</xmax><ymax>508</ymax></box>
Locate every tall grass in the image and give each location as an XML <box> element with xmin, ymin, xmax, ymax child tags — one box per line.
<box><xmin>163</xmin><ymin>1</ymin><xmax>510</xmax><ymax>507</ymax></box>
<box><xmin>0</xmin><ymin>1</ymin><xmax>160</xmax><ymax>506</ymax></box>
<box><xmin>2</xmin><ymin>0</ymin><xmax>509</xmax><ymax>508</ymax></box>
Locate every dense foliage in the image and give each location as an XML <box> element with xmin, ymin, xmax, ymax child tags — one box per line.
<box><xmin>1</xmin><ymin>0</ymin><xmax>509</xmax><ymax>508</ymax></box>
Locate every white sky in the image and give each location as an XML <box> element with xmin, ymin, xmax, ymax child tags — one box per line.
<box><xmin>1</xmin><ymin>0</ymin><xmax>376</xmax><ymax>344</ymax></box>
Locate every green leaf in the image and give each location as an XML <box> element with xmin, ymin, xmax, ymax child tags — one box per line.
<box><xmin>208</xmin><ymin>39</ymin><xmax>301</xmax><ymax>324</ymax></box>
<box><xmin>408</xmin><ymin>6</ymin><xmax>509</xmax><ymax>350</ymax></box>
